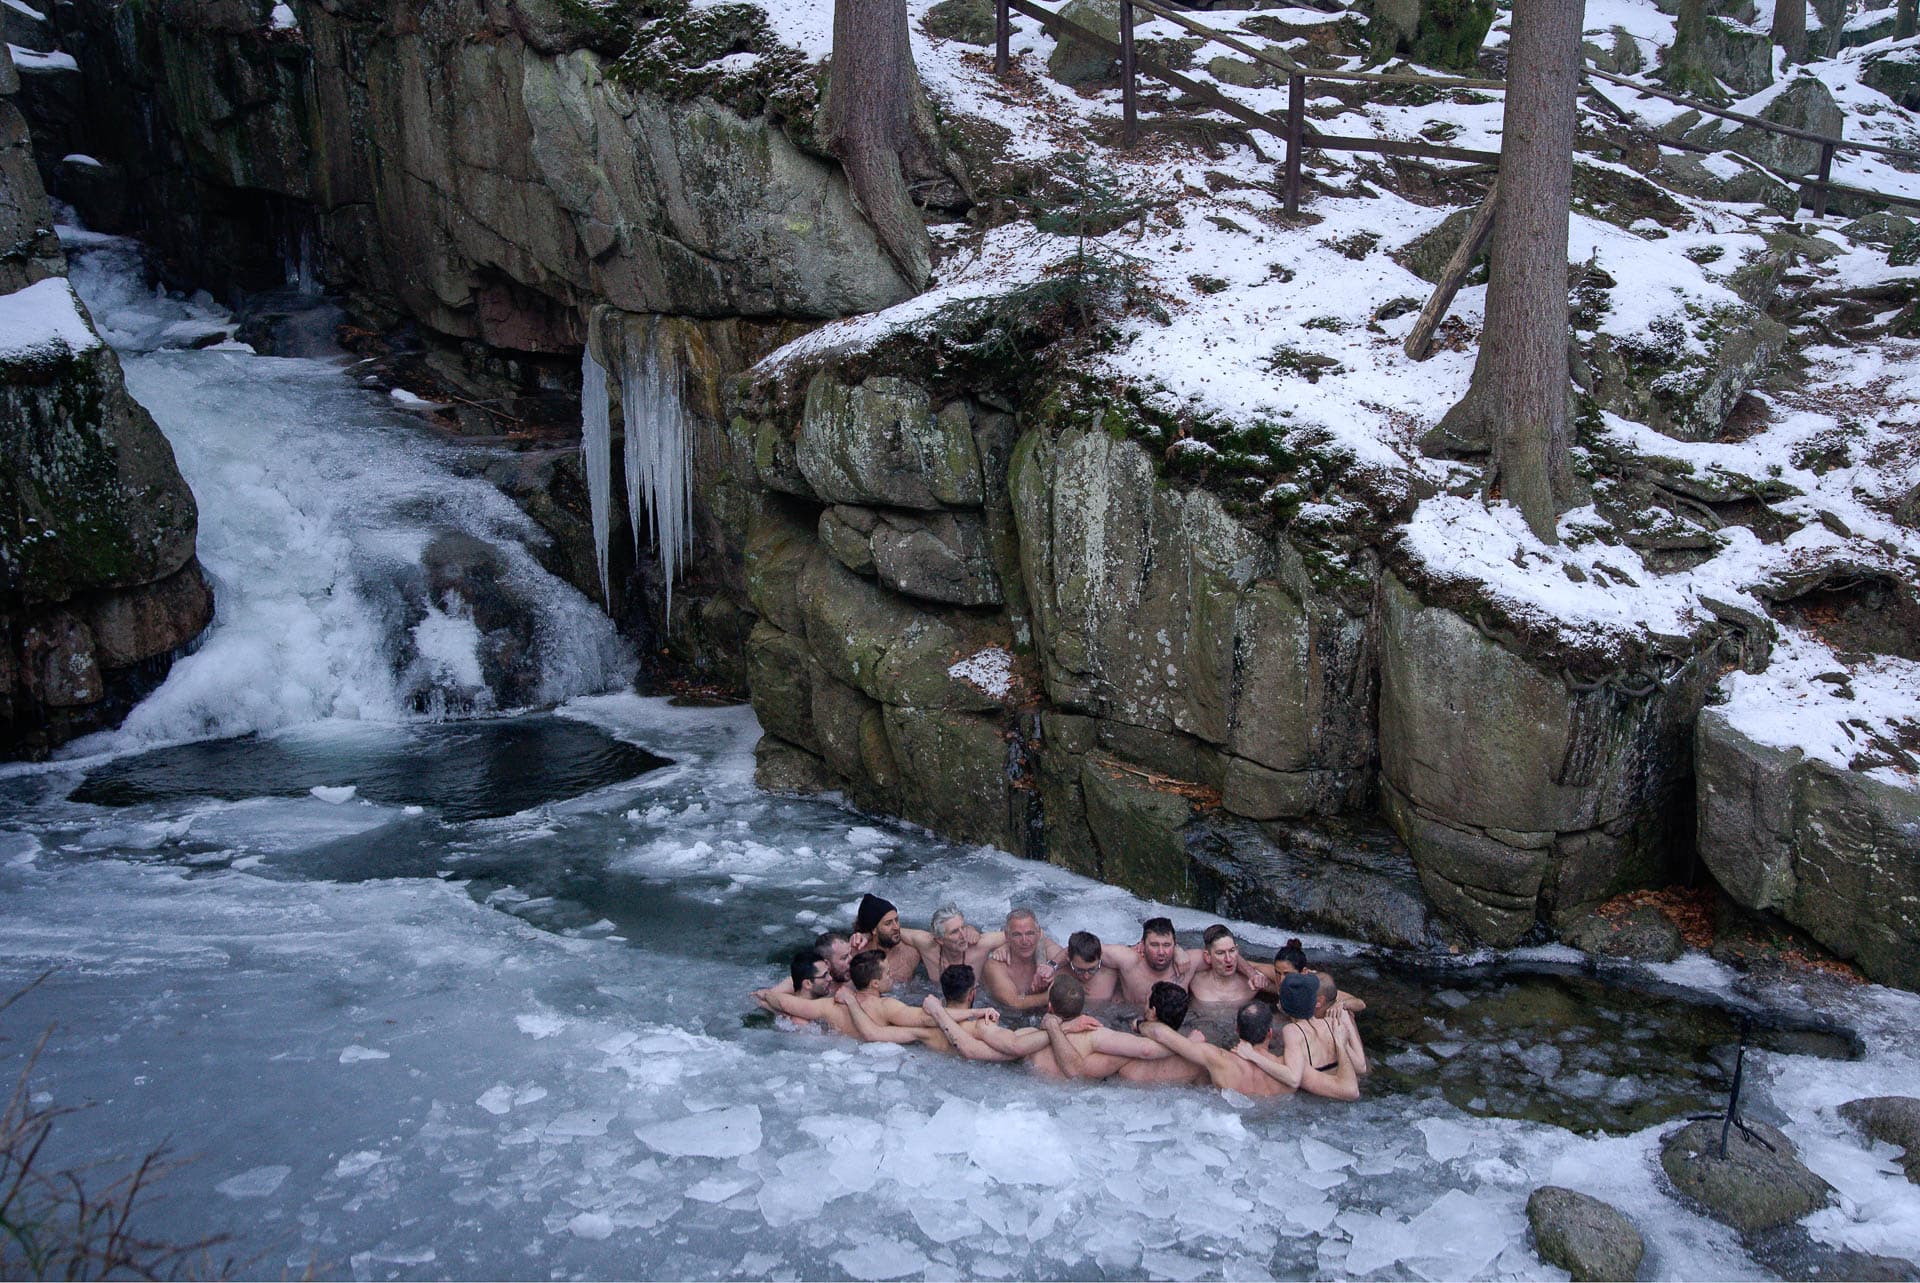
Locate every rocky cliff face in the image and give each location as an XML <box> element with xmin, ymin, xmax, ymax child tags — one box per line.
<box><xmin>1</xmin><ymin>47</ymin><xmax>210</xmax><ymax>757</ymax></box>
<box><xmin>27</xmin><ymin>0</ymin><xmax>1916</xmax><ymax>986</ymax></box>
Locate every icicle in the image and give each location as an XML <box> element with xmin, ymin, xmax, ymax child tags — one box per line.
<box><xmin>580</xmin><ymin>345</ymin><xmax>614</xmax><ymax>607</ymax></box>
<box><xmin>619</xmin><ymin>319</ymin><xmax>693</xmax><ymax>621</ymax></box>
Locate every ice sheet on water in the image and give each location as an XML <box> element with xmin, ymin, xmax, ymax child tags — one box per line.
<box><xmin>1338</xmin><ymin>1209</ymin><xmax>1421</xmax><ymax>1276</ymax></box>
<box><xmin>967</xmin><ymin>1107</ymin><xmax>1075</xmax><ymax>1186</ymax></box>
<box><xmin>686</xmin><ymin>1174</ymin><xmax>756</xmax><ymax>1204</ymax></box>
<box><xmin>545</xmin><ymin>1108</ymin><xmax>614</xmax><ymax>1138</ymax></box>
<box><xmin>637</xmin><ymin>1104</ymin><xmax>762</xmax><ymax>1158</ymax></box>
<box><xmin>567</xmin><ymin>1211</ymin><xmax>615</xmax><ymax>1240</ymax></box>
<box><xmin>330</xmin><ymin>1151</ymin><xmax>382</xmax><ymax>1179</ymax></box>
<box><xmin>1299</xmin><ymin>1137</ymin><xmax>1356</xmax><ymax>1171</ymax></box>
<box><xmin>338</xmin><ymin>1045</ymin><xmax>388</xmax><ymax>1064</ymax></box>
<box><xmin>832</xmin><ymin>1239</ymin><xmax>928</xmax><ymax>1280</ymax></box>
<box><xmin>1403</xmin><ymin>1188</ymin><xmax>1517</xmax><ymax>1278</ymax></box>
<box><xmin>217</xmin><ymin>1164</ymin><xmax>291</xmax><ymax>1199</ymax></box>
<box><xmin>1417</xmin><ymin>1116</ymin><xmax>1477</xmax><ymax>1162</ymax></box>
<box><xmin>309</xmin><ymin>784</ymin><xmax>356</xmax><ymax>804</ymax></box>
<box><xmin>514</xmin><ymin>1012</ymin><xmax>566</xmax><ymax>1038</ymax></box>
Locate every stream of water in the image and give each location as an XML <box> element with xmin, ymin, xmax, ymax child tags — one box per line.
<box><xmin>1</xmin><ymin>235</ymin><xmax>1917</xmax><ymax>1281</ymax></box>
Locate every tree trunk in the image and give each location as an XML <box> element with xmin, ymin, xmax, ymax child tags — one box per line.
<box><xmin>1429</xmin><ymin>0</ymin><xmax>1584</xmax><ymax>544</ymax></box>
<box><xmin>1900</xmin><ymin>0</ymin><xmax>1917</xmax><ymax>41</ymax></box>
<box><xmin>823</xmin><ymin>0</ymin><xmax>933</xmax><ymax>291</ymax></box>
<box><xmin>1773</xmin><ymin>0</ymin><xmax>1807</xmax><ymax>66</ymax></box>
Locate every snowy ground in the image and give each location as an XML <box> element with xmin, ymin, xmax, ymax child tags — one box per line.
<box><xmin>739</xmin><ymin>0</ymin><xmax>1920</xmax><ymax>791</ymax></box>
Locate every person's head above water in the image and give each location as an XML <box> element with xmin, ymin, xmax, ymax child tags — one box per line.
<box><xmin>1315</xmin><ymin>971</ymin><xmax>1339</xmax><ymax>1016</ymax></box>
<box><xmin>813</xmin><ymin>930</ymin><xmax>852</xmax><ymax>982</ymax></box>
<box><xmin>930</xmin><ymin>904</ymin><xmax>967</xmax><ymax>951</ymax></box>
<box><xmin>1148</xmin><ymin>980</ymin><xmax>1190</xmax><ymax>1031</ymax></box>
<box><xmin>1066</xmin><ymin>931</ymin><xmax>1102</xmax><ymax>983</ymax></box>
<box><xmin>1140</xmin><ymin>917</ymin><xmax>1178</xmax><ymax>973</ymax></box>
<box><xmin>1047</xmin><ymin>971</ymin><xmax>1086</xmax><ymax>1020</ymax></box>
<box><xmin>853</xmin><ymin>894</ymin><xmax>900</xmax><ymax>945</ymax></box>
<box><xmin>848</xmin><ymin>948</ymin><xmax>889</xmax><ymax>992</ymax></box>
<box><xmin>789</xmin><ymin>948</ymin><xmax>831</xmax><ymax>998</ymax></box>
<box><xmin>1004</xmin><ymin>908</ymin><xmax>1042</xmax><ymax>959</ymax></box>
<box><xmin>940</xmin><ymin>964</ymin><xmax>976</xmax><ymax>1006</ymax></box>
<box><xmin>1236</xmin><ymin>999</ymin><xmax>1275</xmax><ymax>1047</ymax></box>
<box><xmin>1202</xmin><ymin>924</ymin><xmax>1240</xmax><ymax>975</ymax></box>
<box><xmin>1278</xmin><ymin>972</ymin><xmax>1319</xmax><ymax>1020</ymax></box>
<box><xmin>1273</xmin><ymin>937</ymin><xmax>1308</xmax><ymax>975</ymax></box>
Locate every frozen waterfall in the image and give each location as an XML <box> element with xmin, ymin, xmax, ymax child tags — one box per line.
<box><xmin>621</xmin><ymin>322</ymin><xmax>693</xmax><ymax>619</ymax></box>
<box><xmin>578</xmin><ymin>324</ymin><xmax>695</xmax><ymax>619</ymax></box>
<box><xmin>579</xmin><ymin>346</ymin><xmax>615</xmax><ymax>607</ymax></box>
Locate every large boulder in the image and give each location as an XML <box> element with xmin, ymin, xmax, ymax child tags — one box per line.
<box><xmin>1681</xmin><ymin>75</ymin><xmax>1845</xmax><ymax>176</ymax></box>
<box><xmin>1011</xmin><ymin>423</ymin><xmax>1374</xmax><ymax>793</ymax></box>
<box><xmin>1048</xmin><ymin>0</ymin><xmax>1120</xmax><ymax>86</ymax></box>
<box><xmin>1379</xmin><ymin>575</ymin><xmax>1706</xmax><ymax>945</ymax></box>
<box><xmin>1659</xmin><ymin>8</ymin><xmax>1773</xmax><ymax>98</ymax></box>
<box><xmin>795</xmin><ymin>375</ymin><xmax>984</xmax><ymax>510</ymax></box>
<box><xmin>1526</xmin><ymin>1186</ymin><xmax>1645</xmax><ymax>1282</ymax></box>
<box><xmin>1585</xmin><ymin>305</ymin><xmax>1790</xmax><ymax>442</ymax></box>
<box><xmin>1863</xmin><ymin>47</ymin><xmax>1920</xmax><ymax>112</ymax></box>
<box><xmin>1838</xmin><ymin>1097</ymin><xmax>1920</xmax><ymax>1185</ymax></box>
<box><xmin>1660</xmin><ymin>1119</ymin><xmax>1832</xmax><ymax>1232</ymax></box>
<box><xmin>1697</xmin><ymin>708</ymin><xmax>1920</xmax><ymax>991</ymax></box>
<box><xmin>523</xmin><ymin>53</ymin><xmax>915</xmax><ymax>319</ymax></box>
<box><xmin>819</xmin><ymin>505</ymin><xmax>1004</xmax><ymax>607</ymax></box>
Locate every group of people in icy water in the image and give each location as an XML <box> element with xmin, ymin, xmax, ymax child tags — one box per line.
<box><xmin>752</xmin><ymin>893</ymin><xmax>1369</xmax><ymax>1099</ymax></box>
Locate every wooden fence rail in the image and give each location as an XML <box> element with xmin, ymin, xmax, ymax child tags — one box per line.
<box><xmin>992</xmin><ymin>0</ymin><xmax>1920</xmax><ymax>220</ymax></box>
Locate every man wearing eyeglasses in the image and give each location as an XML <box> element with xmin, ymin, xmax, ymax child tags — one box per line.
<box><xmin>1062</xmin><ymin>931</ymin><xmax>1121</xmax><ymax>1003</ymax></box>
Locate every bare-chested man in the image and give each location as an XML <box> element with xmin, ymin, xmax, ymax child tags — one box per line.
<box><xmin>1099</xmin><ymin>917</ymin><xmax>1196</xmax><ymax>1005</ymax></box>
<box><xmin>1141</xmin><ymin>1000</ymin><xmax>1300</xmax><ymax>1097</ymax></box>
<box><xmin>847</xmin><ymin>895</ymin><xmax>924</xmax><ymax>990</ymax></box>
<box><xmin>1114</xmin><ymin>982</ymin><xmax>1208</xmax><ymax>1086</ymax></box>
<box><xmin>923</xmin><ymin>973</ymin><xmax>1111</xmax><ymax>1077</ymax></box>
<box><xmin>841</xmin><ymin>963</ymin><xmax>1001</xmax><ymax>1054</ymax></box>
<box><xmin>1062</xmin><ymin>931</ymin><xmax>1121</xmax><ymax>1004</ymax></box>
<box><xmin>907</xmin><ymin>905</ymin><xmax>1007</xmax><ymax>987</ymax></box>
<box><xmin>1186</xmin><ymin>925</ymin><xmax>1263</xmax><ymax>1006</ymax></box>
<box><xmin>769</xmin><ymin>931</ymin><xmax>852</xmax><ymax>996</ymax></box>
<box><xmin>981</xmin><ymin>908</ymin><xmax>1066</xmax><ymax>1012</ymax></box>
<box><xmin>756</xmin><ymin>949</ymin><xmax>994</xmax><ymax>1042</ymax></box>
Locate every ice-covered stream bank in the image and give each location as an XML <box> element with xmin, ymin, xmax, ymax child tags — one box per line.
<box><xmin>0</xmin><ymin>239</ymin><xmax>1917</xmax><ymax>1281</ymax></box>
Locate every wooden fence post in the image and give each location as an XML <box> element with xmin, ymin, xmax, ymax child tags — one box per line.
<box><xmin>1284</xmin><ymin>73</ymin><xmax>1305</xmax><ymax>215</ymax></box>
<box><xmin>1404</xmin><ymin>177</ymin><xmax>1500</xmax><ymax>361</ymax></box>
<box><xmin>995</xmin><ymin>0</ymin><xmax>1010</xmax><ymax>75</ymax></box>
<box><xmin>1810</xmin><ymin>139</ymin><xmax>1835</xmax><ymax>219</ymax></box>
<box><xmin>1120</xmin><ymin>0</ymin><xmax>1137</xmax><ymax>147</ymax></box>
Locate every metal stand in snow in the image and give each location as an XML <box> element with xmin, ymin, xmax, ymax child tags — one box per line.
<box><xmin>1689</xmin><ymin>1016</ymin><xmax>1774</xmax><ymax>1159</ymax></box>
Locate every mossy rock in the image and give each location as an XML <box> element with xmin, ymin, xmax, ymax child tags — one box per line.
<box><xmin>923</xmin><ymin>0</ymin><xmax>995</xmax><ymax>46</ymax></box>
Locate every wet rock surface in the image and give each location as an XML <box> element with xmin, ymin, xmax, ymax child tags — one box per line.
<box><xmin>1659</xmin><ymin>1118</ymin><xmax>1833</xmax><ymax>1232</ymax></box>
<box><xmin>1696</xmin><ymin>708</ymin><xmax>1920</xmax><ymax>991</ymax></box>
<box><xmin>1841</xmin><ymin>1096</ymin><xmax>1920</xmax><ymax>1185</ymax></box>
<box><xmin>1526</xmin><ymin>1185</ymin><xmax>1645</xmax><ymax>1282</ymax></box>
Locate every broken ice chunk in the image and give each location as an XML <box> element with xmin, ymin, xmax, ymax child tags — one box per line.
<box><xmin>216</xmin><ymin>1164</ymin><xmax>291</xmax><ymax>1199</ymax></box>
<box><xmin>636</xmin><ymin>1104</ymin><xmax>762</xmax><ymax>1158</ymax></box>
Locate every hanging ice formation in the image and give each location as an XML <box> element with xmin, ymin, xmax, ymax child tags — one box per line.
<box><xmin>620</xmin><ymin>321</ymin><xmax>693</xmax><ymax>619</ymax></box>
<box><xmin>579</xmin><ymin>346</ymin><xmax>614</xmax><ymax>606</ymax></box>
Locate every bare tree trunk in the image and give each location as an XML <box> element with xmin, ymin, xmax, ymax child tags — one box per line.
<box><xmin>1428</xmin><ymin>0</ymin><xmax>1584</xmax><ymax>544</ymax></box>
<box><xmin>1900</xmin><ymin>0</ymin><xmax>1917</xmax><ymax>41</ymax></box>
<box><xmin>823</xmin><ymin>0</ymin><xmax>933</xmax><ymax>291</ymax></box>
<box><xmin>1773</xmin><ymin>0</ymin><xmax>1807</xmax><ymax>66</ymax></box>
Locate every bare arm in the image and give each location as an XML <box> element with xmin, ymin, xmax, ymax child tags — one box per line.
<box><xmin>875</xmin><ymin>997</ymin><xmax>937</xmax><ymax>1029</ymax></box>
<box><xmin>924</xmin><ymin>998</ymin><xmax>1038</xmax><ymax>1062</ymax></box>
<box><xmin>755</xmin><ymin>989</ymin><xmax>829</xmax><ymax>1021</ymax></box>
<box><xmin>1232</xmin><ymin>1040</ymin><xmax>1302</xmax><ymax>1089</ymax></box>
<box><xmin>1099</xmin><ymin>943</ymin><xmax>1143</xmax><ymax>975</ymax></box>
<box><xmin>1142</xmin><ymin>1021</ymin><xmax>1221</xmax><ymax>1070</ymax></box>
<box><xmin>982</xmin><ymin>958</ymin><xmax>1052</xmax><ymax>1012</ymax></box>
<box><xmin>835</xmin><ymin>991</ymin><xmax>924</xmax><ymax>1046</ymax></box>
<box><xmin>1337</xmin><ymin>989</ymin><xmax>1368</xmax><ymax>1015</ymax></box>
<box><xmin>1085</xmin><ymin>1028</ymin><xmax>1172</xmax><ymax>1061</ymax></box>
<box><xmin>1041</xmin><ymin>1014</ymin><xmax>1092</xmax><ymax>1079</ymax></box>
<box><xmin>1334</xmin><ymin>1007</ymin><xmax>1369</xmax><ymax>1076</ymax></box>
